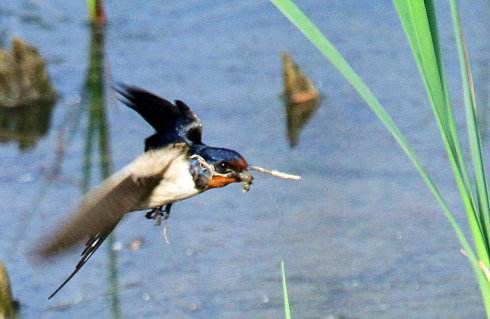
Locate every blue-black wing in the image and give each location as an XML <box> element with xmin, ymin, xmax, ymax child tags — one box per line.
<box><xmin>115</xmin><ymin>84</ymin><xmax>203</xmax><ymax>147</ymax></box>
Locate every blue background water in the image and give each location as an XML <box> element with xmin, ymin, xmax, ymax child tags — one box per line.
<box><xmin>1</xmin><ymin>0</ymin><xmax>490</xmax><ymax>318</ymax></box>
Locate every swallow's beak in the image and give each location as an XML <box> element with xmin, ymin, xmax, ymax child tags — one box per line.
<box><xmin>237</xmin><ymin>169</ymin><xmax>253</xmax><ymax>192</ymax></box>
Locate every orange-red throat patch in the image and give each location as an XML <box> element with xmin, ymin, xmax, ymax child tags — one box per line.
<box><xmin>207</xmin><ymin>175</ymin><xmax>237</xmax><ymax>189</ymax></box>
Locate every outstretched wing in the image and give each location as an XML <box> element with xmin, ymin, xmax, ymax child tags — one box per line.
<box><xmin>35</xmin><ymin>144</ymin><xmax>188</xmax><ymax>257</ymax></box>
<box><xmin>33</xmin><ymin>144</ymin><xmax>189</xmax><ymax>298</ymax></box>
<box><xmin>115</xmin><ymin>84</ymin><xmax>203</xmax><ymax>146</ymax></box>
<box><xmin>37</xmin><ymin>173</ymin><xmax>154</xmax><ymax>257</ymax></box>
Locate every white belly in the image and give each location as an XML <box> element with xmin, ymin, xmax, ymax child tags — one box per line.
<box><xmin>141</xmin><ymin>156</ymin><xmax>200</xmax><ymax>208</ymax></box>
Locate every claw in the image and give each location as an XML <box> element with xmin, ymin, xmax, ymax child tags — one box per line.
<box><xmin>145</xmin><ymin>208</ymin><xmax>158</xmax><ymax>219</ymax></box>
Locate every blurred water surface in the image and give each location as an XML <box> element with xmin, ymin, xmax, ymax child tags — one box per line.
<box><xmin>1</xmin><ymin>0</ymin><xmax>490</xmax><ymax>318</ymax></box>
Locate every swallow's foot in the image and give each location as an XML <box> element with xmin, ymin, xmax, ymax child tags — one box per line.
<box><xmin>145</xmin><ymin>204</ymin><xmax>172</xmax><ymax>226</ymax></box>
<box><xmin>145</xmin><ymin>207</ymin><xmax>160</xmax><ymax>220</ymax></box>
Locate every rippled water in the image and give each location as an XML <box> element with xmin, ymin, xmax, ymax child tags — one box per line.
<box><xmin>1</xmin><ymin>1</ymin><xmax>490</xmax><ymax>318</ymax></box>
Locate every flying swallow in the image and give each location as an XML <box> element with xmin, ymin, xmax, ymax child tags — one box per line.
<box><xmin>36</xmin><ymin>85</ymin><xmax>254</xmax><ymax>299</ymax></box>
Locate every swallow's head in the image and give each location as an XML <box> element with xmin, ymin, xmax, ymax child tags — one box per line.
<box><xmin>196</xmin><ymin>146</ymin><xmax>253</xmax><ymax>189</ymax></box>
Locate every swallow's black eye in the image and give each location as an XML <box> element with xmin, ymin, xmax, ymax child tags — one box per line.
<box><xmin>217</xmin><ymin>161</ymin><xmax>231</xmax><ymax>173</ymax></box>
<box><xmin>219</xmin><ymin>162</ymin><xmax>229</xmax><ymax>169</ymax></box>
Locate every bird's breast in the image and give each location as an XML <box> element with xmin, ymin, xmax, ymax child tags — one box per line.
<box><xmin>141</xmin><ymin>156</ymin><xmax>200</xmax><ymax>209</ymax></box>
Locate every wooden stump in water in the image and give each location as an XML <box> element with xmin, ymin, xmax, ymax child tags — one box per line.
<box><xmin>286</xmin><ymin>98</ymin><xmax>320</xmax><ymax>147</ymax></box>
<box><xmin>282</xmin><ymin>53</ymin><xmax>321</xmax><ymax>147</ymax></box>
<box><xmin>0</xmin><ymin>262</ymin><xmax>14</xmax><ymax>319</ymax></box>
<box><xmin>282</xmin><ymin>53</ymin><xmax>319</xmax><ymax>104</ymax></box>
<box><xmin>0</xmin><ymin>38</ymin><xmax>57</xmax><ymax>150</ymax></box>
<box><xmin>0</xmin><ymin>37</ymin><xmax>57</xmax><ymax>108</ymax></box>
<box><xmin>0</xmin><ymin>99</ymin><xmax>56</xmax><ymax>150</ymax></box>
